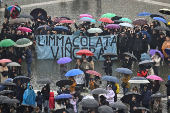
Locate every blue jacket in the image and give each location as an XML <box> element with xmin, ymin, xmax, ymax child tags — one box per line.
<box><xmin>35</xmin><ymin>91</ymin><xmax>43</xmax><ymax>105</ymax></box>
<box><xmin>141</xmin><ymin>89</ymin><xmax>152</xmax><ymax>105</ymax></box>
<box><xmin>22</xmin><ymin>83</ymin><xmax>36</xmax><ymax>106</ymax></box>
<box><xmin>25</xmin><ymin>49</ymin><xmax>32</xmax><ymax>64</ymax></box>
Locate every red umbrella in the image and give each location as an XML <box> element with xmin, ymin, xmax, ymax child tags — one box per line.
<box><xmin>76</xmin><ymin>50</ymin><xmax>94</xmax><ymax>56</ymax></box>
<box><xmin>86</xmin><ymin>70</ymin><xmax>102</xmax><ymax>77</ymax></box>
<box><xmin>53</xmin><ymin>18</ymin><xmax>67</xmax><ymax>23</ymax></box>
<box><xmin>17</xmin><ymin>27</ymin><xmax>32</xmax><ymax>32</ymax></box>
<box><xmin>98</xmin><ymin>17</ymin><xmax>114</xmax><ymax>23</ymax></box>
<box><xmin>59</xmin><ymin>20</ymin><xmax>74</xmax><ymax>24</ymax></box>
<box><xmin>0</xmin><ymin>59</ymin><xmax>12</xmax><ymax>63</ymax></box>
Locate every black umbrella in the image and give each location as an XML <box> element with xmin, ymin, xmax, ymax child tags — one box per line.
<box><xmin>138</xmin><ymin>60</ymin><xmax>154</xmax><ymax>65</ymax></box>
<box><xmin>91</xmin><ymin>88</ymin><xmax>109</xmax><ymax>94</ymax></box>
<box><xmin>102</xmin><ymin>52</ymin><xmax>117</xmax><ymax>58</ymax></box>
<box><xmin>114</xmin><ymin>20</ymin><xmax>123</xmax><ymax>24</ymax></box>
<box><xmin>150</xmin><ymin>13</ymin><xmax>165</xmax><ymax>19</ymax></box>
<box><xmin>66</xmin><ymin>108</ymin><xmax>75</xmax><ymax>113</ymax></box>
<box><xmin>37</xmin><ymin>78</ymin><xmax>53</xmax><ymax>84</ymax></box>
<box><xmin>154</xmin><ymin>26</ymin><xmax>170</xmax><ymax>31</ymax></box>
<box><xmin>13</xmin><ymin>76</ymin><xmax>30</xmax><ymax>84</ymax></box>
<box><xmin>59</xmin><ymin>16</ymin><xmax>70</xmax><ymax>20</ymax></box>
<box><xmin>134</xmin><ymin>107</ymin><xmax>150</xmax><ymax>113</ymax></box>
<box><xmin>2</xmin><ymin>99</ymin><xmax>20</xmax><ymax>104</ymax></box>
<box><xmin>9</xmin><ymin>18</ymin><xmax>26</xmax><ymax>25</ymax></box>
<box><xmin>98</xmin><ymin>105</ymin><xmax>113</xmax><ymax>113</ymax></box>
<box><xmin>30</xmin><ymin>8</ymin><xmax>47</xmax><ymax>20</ymax></box>
<box><xmin>18</xmin><ymin>14</ymin><xmax>34</xmax><ymax>20</ymax></box>
<box><xmin>120</xmin><ymin>92</ymin><xmax>143</xmax><ymax>104</ymax></box>
<box><xmin>123</xmin><ymin>52</ymin><xmax>137</xmax><ymax>60</ymax></box>
<box><xmin>16</xmin><ymin>104</ymin><xmax>35</xmax><ymax>113</ymax></box>
<box><xmin>0</xmin><ymin>96</ymin><xmax>10</xmax><ymax>104</ymax></box>
<box><xmin>151</xmin><ymin>92</ymin><xmax>166</xmax><ymax>98</ymax></box>
<box><xmin>0</xmin><ymin>82</ymin><xmax>16</xmax><ymax>86</ymax></box>
<box><xmin>0</xmin><ymin>90</ymin><xmax>14</xmax><ymax>95</ymax></box>
<box><xmin>159</xmin><ymin>9</ymin><xmax>170</xmax><ymax>15</ymax></box>
<box><xmin>109</xmin><ymin>102</ymin><xmax>127</xmax><ymax>109</ymax></box>
<box><xmin>56</xmin><ymin>80</ymin><xmax>73</xmax><ymax>87</ymax></box>
<box><xmin>111</xmin><ymin>16</ymin><xmax>122</xmax><ymax>21</ymax></box>
<box><xmin>80</xmin><ymin>99</ymin><xmax>99</xmax><ymax>108</ymax></box>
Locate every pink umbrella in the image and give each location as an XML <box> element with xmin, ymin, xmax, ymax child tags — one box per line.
<box><xmin>79</xmin><ymin>14</ymin><xmax>93</xmax><ymax>19</ymax></box>
<box><xmin>146</xmin><ymin>75</ymin><xmax>163</xmax><ymax>81</ymax></box>
<box><xmin>17</xmin><ymin>27</ymin><xmax>32</xmax><ymax>32</ymax></box>
<box><xmin>0</xmin><ymin>59</ymin><xmax>12</xmax><ymax>63</ymax></box>
<box><xmin>86</xmin><ymin>70</ymin><xmax>102</xmax><ymax>77</ymax></box>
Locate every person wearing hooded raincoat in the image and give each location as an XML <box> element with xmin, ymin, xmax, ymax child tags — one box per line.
<box><xmin>22</xmin><ymin>83</ymin><xmax>36</xmax><ymax>106</ymax></box>
<box><xmin>105</xmin><ymin>85</ymin><xmax>115</xmax><ymax>105</ymax></box>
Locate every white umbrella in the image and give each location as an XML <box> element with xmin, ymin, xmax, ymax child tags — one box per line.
<box><xmin>83</xmin><ymin>95</ymin><xmax>95</xmax><ymax>100</ymax></box>
<box><xmin>87</xmin><ymin>28</ymin><xmax>103</xmax><ymax>33</ymax></box>
<box><xmin>7</xmin><ymin>62</ymin><xmax>21</xmax><ymax>67</ymax></box>
<box><xmin>128</xmin><ymin>77</ymin><xmax>150</xmax><ymax>83</ymax></box>
<box><xmin>119</xmin><ymin>23</ymin><xmax>133</xmax><ymax>27</ymax></box>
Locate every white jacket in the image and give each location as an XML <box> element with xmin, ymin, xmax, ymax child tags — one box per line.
<box><xmin>151</xmin><ymin>55</ymin><xmax>161</xmax><ymax>66</ymax></box>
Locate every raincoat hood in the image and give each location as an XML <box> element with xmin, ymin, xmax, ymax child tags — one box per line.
<box><xmin>49</xmin><ymin>92</ymin><xmax>54</xmax><ymax>97</ymax></box>
<box><xmin>27</xmin><ymin>83</ymin><xmax>33</xmax><ymax>90</ymax></box>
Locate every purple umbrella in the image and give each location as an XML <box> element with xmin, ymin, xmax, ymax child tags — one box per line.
<box><xmin>79</xmin><ymin>18</ymin><xmax>91</xmax><ymax>22</ymax></box>
<box><xmin>57</xmin><ymin>57</ymin><xmax>72</xmax><ymax>64</ymax></box>
<box><xmin>133</xmin><ymin>18</ymin><xmax>148</xmax><ymax>26</ymax></box>
<box><xmin>105</xmin><ymin>24</ymin><xmax>120</xmax><ymax>29</ymax></box>
<box><xmin>149</xmin><ymin>49</ymin><xmax>164</xmax><ymax>58</ymax></box>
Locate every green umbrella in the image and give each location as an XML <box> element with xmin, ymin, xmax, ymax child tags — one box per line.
<box><xmin>101</xmin><ymin>13</ymin><xmax>116</xmax><ymax>18</ymax></box>
<box><xmin>119</xmin><ymin>18</ymin><xmax>132</xmax><ymax>23</ymax></box>
<box><xmin>14</xmin><ymin>38</ymin><xmax>33</xmax><ymax>47</ymax></box>
<box><xmin>0</xmin><ymin>39</ymin><xmax>15</xmax><ymax>47</ymax></box>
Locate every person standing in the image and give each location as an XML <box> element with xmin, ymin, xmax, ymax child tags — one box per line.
<box><xmin>41</xmin><ymin>85</ymin><xmax>50</xmax><ymax>111</ymax></box>
<box><xmin>122</xmin><ymin>74</ymin><xmax>130</xmax><ymax>95</ymax></box>
<box><xmin>129</xmin><ymin>96</ymin><xmax>140</xmax><ymax>113</ymax></box>
<box><xmin>35</xmin><ymin>91</ymin><xmax>43</xmax><ymax>111</ymax></box>
<box><xmin>152</xmin><ymin>80</ymin><xmax>160</xmax><ymax>94</ymax></box>
<box><xmin>15</xmin><ymin>80</ymin><xmax>24</xmax><ymax>104</ymax></box>
<box><xmin>103</xmin><ymin>56</ymin><xmax>113</xmax><ymax>76</ymax></box>
<box><xmin>24</xmin><ymin>47</ymin><xmax>32</xmax><ymax>76</ymax></box>
<box><xmin>141</xmin><ymin>85</ymin><xmax>152</xmax><ymax>109</ymax></box>
<box><xmin>60</xmin><ymin>64</ymin><xmax>67</xmax><ymax>79</ymax></box>
<box><xmin>121</xmin><ymin>55</ymin><xmax>132</xmax><ymax>69</ymax></box>
<box><xmin>4</xmin><ymin>4</ymin><xmax>10</xmax><ymax>20</ymax></box>
<box><xmin>151</xmin><ymin>52</ymin><xmax>161</xmax><ymax>76</ymax></box>
<box><xmin>87</xmin><ymin>56</ymin><xmax>94</xmax><ymax>81</ymax></box>
<box><xmin>49</xmin><ymin>92</ymin><xmax>55</xmax><ymax>110</ymax></box>
<box><xmin>105</xmin><ymin>85</ymin><xmax>115</xmax><ymax>105</ymax></box>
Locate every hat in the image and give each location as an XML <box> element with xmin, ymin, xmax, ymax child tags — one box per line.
<box><xmin>65</xmin><ymin>85</ymin><xmax>70</xmax><ymax>89</ymax></box>
<box><xmin>168</xmin><ymin>75</ymin><xmax>170</xmax><ymax>80</ymax></box>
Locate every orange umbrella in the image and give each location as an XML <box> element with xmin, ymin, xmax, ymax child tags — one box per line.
<box><xmin>98</xmin><ymin>17</ymin><xmax>114</xmax><ymax>23</ymax></box>
<box><xmin>76</xmin><ymin>50</ymin><xmax>94</xmax><ymax>56</ymax></box>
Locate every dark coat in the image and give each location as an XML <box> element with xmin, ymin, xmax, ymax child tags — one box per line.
<box><xmin>133</xmin><ymin>38</ymin><xmax>143</xmax><ymax>51</ymax></box>
<box><xmin>25</xmin><ymin>49</ymin><xmax>32</xmax><ymax>64</ymax></box>
<box><xmin>142</xmin><ymin>37</ymin><xmax>148</xmax><ymax>52</ymax></box>
<box><xmin>16</xmin><ymin>85</ymin><xmax>25</xmax><ymax>102</ymax></box>
<box><xmin>41</xmin><ymin>88</ymin><xmax>49</xmax><ymax>101</ymax></box>
<box><xmin>129</xmin><ymin>100</ymin><xmax>140</xmax><ymax>113</ymax></box>
<box><xmin>35</xmin><ymin>91</ymin><xmax>43</xmax><ymax>105</ymax></box>
<box><xmin>141</xmin><ymin>89</ymin><xmax>152</xmax><ymax>105</ymax></box>
<box><xmin>152</xmin><ymin>84</ymin><xmax>160</xmax><ymax>94</ymax></box>
<box><xmin>165</xmin><ymin>80</ymin><xmax>170</xmax><ymax>96</ymax></box>
<box><xmin>104</xmin><ymin>59</ymin><xmax>113</xmax><ymax>73</ymax></box>
<box><xmin>4</xmin><ymin>8</ymin><xmax>10</xmax><ymax>18</ymax></box>
<box><xmin>150</xmin><ymin>33</ymin><xmax>158</xmax><ymax>48</ymax></box>
<box><xmin>117</xmin><ymin>109</ymin><xmax>125</xmax><ymax>113</ymax></box>
<box><xmin>122</xmin><ymin>58</ymin><xmax>132</xmax><ymax>69</ymax></box>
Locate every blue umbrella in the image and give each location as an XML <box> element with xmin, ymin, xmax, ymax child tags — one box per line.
<box><xmin>0</xmin><ymin>78</ymin><xmax>12</xmax><ymax>91</ymax></box>
<box><xmin>7</xmin><ymin>6</ymin><xmax>20</xmax><ymax>12</ymax></box>
<box><xmin>82</xmin><ymin>17</ymin><xmax>96</xmax><ymax>23</ymax></box>
<box><xmin>115</xmin><ymin>68</ymin><xmax>133</xmax><ymax>74</ymax></box>
<box><xmin>36</xmin><ymin>25</ymin><xmax>51</xmax><ymax>32</ymax></box>
<box><xmin>13</xmin><ymin>76</ymin><xmax>30</xmax><ymax>84</ymax></box>
<box><xmin>165</xmin><ymin>48</ymin><xmax>170</xmax><ymax>55</ymax></box>
<box><xmin>137</xmin><ymin>12</ymin><xmax>151</xmax><ymax>16</ymax></box>
<box><xmin>140</xmin><ymin>53</ymin><xmax>151</xmax><ymax>61</ymax></box>
<box><xmin>65</xmin><ymin>69</ymin><xmax>84</xmax><ymax>77</ymax></box>
<box><xmin>57</xmin><ymin>57</ymin><xmax>72</xmax><ymax>64</ymax></box>
<box><xmin>140</xmin><ymin>31</ymin><xmax>151</xmax><ymax>42</ymax></box>
<box><xmin>153</xmin><ymin>17</ymin><xmax>167</xmax><ymax>23</ymax></box>
<box><xmin>102</xmin><ymin>76</ymin><xmax>119</xmax><ymax>83</ymax></box>
<box><xmin>79</xmin><ymin>18</ymin><xmax>91</xmax><ymax>22</ymax></box>
<box><xmin>55</xmin><ymin>94</ymin><xmax>72</xmax><ymax>99</ymax></box>
<box><xmin>54</xmin><ymin>26</ymin><xmax>68</xmax><ymax>32</ymax></box>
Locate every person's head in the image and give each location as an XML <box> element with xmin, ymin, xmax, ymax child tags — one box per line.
<box><xmin>1</xmin><ymin>63</ymin><xmax>5</xmax><ymax>67</ymax></box>
<box><xmin>136</xmin><ymin>33</ymin><xmax>140</xmax><ymax>38</ymax></box>
<box><xmin>17</xmin><ymin>80</ymin><xmax>21</xmax><ymax>85</ymax></box>
<box><xmin>154</xmin><ymin>80</ymin><xmax>159</xmax><ymax>85</ymax></box>
<box><xmin>37</xmin><ymin>91</ymin><xmax>41</xmax><ymax>95</ymax></box>
<box><xmin>132</xmin><ymin>86</ymin><xmax>138</xmax><ymax>92</ymax></box>
<box><xmin>156</xmin><ymin>99</ymin><xmax>160</xmax><ymax>104</ymax></box>
<box><xmin>107</xmin><ymin>56</ymin><xmax>110</xmax><ymax>60</ymax></box>
<box><xmin>166</xmin><ymin>36</ymin><xmax>170</xmax><ymax>42</ymax></box>
<box><xmin>108</xmin><ymin>85</ymin><xmax>112</xmax><ymax>90</ymax></box>
<box><xmin>153</xmin><ymin>30</ymin><xmax>156</xmax><ymax>34</ymax></box>
<box><xmin>155</xmin><ymin>52</ymin><xmax>161</xmax><ymax>57</ymax></box>
<box><xmin>88</xmin><ymin>56</ymin><xmax>92</xmax><ymax>62</ymax></box>
<box><xmin>25</xmin><ymin>47</ymin><xmax>29</xmax><ymax>51</ymax></box>
<box><xmin>65</xmin><ymin>85</ymin><xmax>70</xmax><ymax>90</ymax></box>
<box><xmin>143</xmin><ymin>34</ymin><xmax>147</xmax><ymax>38</ymax></box>
<box><xmin>142</xmin><ymin>109</ymin><xmax>146</xmax><ymax>113</ymax></box>
<box><xmin>29</xmin><ymin>85</ymin><xmax>32</xmax><ymax>89</ymax></box>
<box><xmin>17</xmin><ymin>30</ymin><xmax>21</xmax><ymax>35</ymax></box>
<box><xmin>60</xmin><ymin>64</ymin><xmax>65</xmax><ymax>68</ymax></box>
<box><xmin>76</xmin><ymin>58</ymin><xmax>81</xmax><ymax>64</ymax></box>
<box><xmin>82</xmin><ymin>54</ymin><xmax>86</xmax><ymax>59</ymax></box>
<box><xmin>90</xmin><ymin>109</ymin><xmax>95</xmax><ymax>113</ymax></box>
<box><xmin>4</xmin><ymin>4</ymin><xmax>7</xmax><ymax>8</ymax></box>
<box><xmin>143</xmin><ymin>85</ymin><xmax>148</xmax><ymax>90</ymax></box>
<box><xmin>121</xmin><ymin>32</ymin><xmax>125</xmax><ymax>37</ymax></box>
<box><xmin>132</xmin><ymin>96</ymin><xmax>136</xmax><ymax>101</ymax></box>
<box><xmin>83</xmin><ymin>58</ymin><xmax>87</xmax><ymax>62</ymax></box>
<box><xmin>125</xmin><ymin>55</ymin><xmax>130</xmax><ymax>59</ymax></box>
<box><xmin>43</xmin><ymin>87</ymin><xmax>46</xmax><ymax>90</ymax></box>
<box><xmin>61</xmin><ymin>86</ymin><xmax>65</xmax><ymax>91</ymax></box>
<box><xmin>25</xmin><ymin>107</ymin><xmax>29</xmax><ymax>111</ymax></box>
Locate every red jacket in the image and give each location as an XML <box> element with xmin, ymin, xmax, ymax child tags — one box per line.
<box><xmin>10</xmin><ymin>11</ymin><xmax>18</xmax><ymax>19</ymax></box>
<box><xmin>137</xmin><ymin>70</ymin><xmax>147</xmax><ymax>77</ymax></box>
<box><xmin>49</xmin><ymin>92</ymin><xmax>55</xmax><ymax>109</ymax></box>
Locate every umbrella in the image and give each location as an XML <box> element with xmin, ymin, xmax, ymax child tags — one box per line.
<box><xmin>0</xmin><ymin>78</ymin><xmax>12</xmax><ymax>91</ymax></box>
<box><xmin>74</xmin><ymin>73</ymin><xmax>85</xmax><ymax>84</ymax></box>
<box><xmin>149</xmin><ymin>49</ymin><xmax>164</xmax><ymax>58</ymax></box>
<box><xmin>138</xmin><ymin>60</ymin><xmax>154</xmax><ymax>65</ymax></box>
<box><xmin>18</xmin><ymin>14</ymin><xmax>34</xmax><ymax>19</ymax></box>
<box><xmin>146</xmin><ymin>75</ymin><xmax>163</xmax><ymax>81</ymax></box>
<box><xmin>134</xmin><ymin>107</ymin><xmax>150</xmax><ymax>113</ymax></box>
<box><xmin>140</xmin><ymin>31</ymin><xmax>151</xmax><ymax>42</ymax></box>
<box><xmin>154</xmin><ymin>26</ymin><xmax>170</xmax><ymax>31</ymax></box>
<box><xmin>102</xmin><ymin>52</ymin><xmax>117</xmax><ymax>58</ymax></box>
<box><xmin>104</xmin><ymin>24</ymin><xmax>120</xmax><ymax>29</ymax></box>
<box><xmin>55</xmin><ymin>94</ymin><xmax>72</xmax><ymax>99</ymax></box>
<box><xmin>168</xmin><ymin>21</ymin><xmax>170</xmax><ymax>25</ymax></box>
<box><xmin>53</xmin><ymin>18</ymin><xmax>67</xmax><ymax>23</ymax></box>
<box><xmin>0</xmin><ymin>90</ymin><xmax>14</xmax><ymax>95</ymax></box>
<box><xmin>98</xmin><ymin>18</ymin><xmax>114</xmax><ymax>23</ymax></box>
<box><xmin>14</xmin><ymin>38</ymin><xmax>33</xmax><ymax>47</ymax></box>
<box><xmin>17</xmin><ymin>27</ymin><xmax>32</xmax><ymax>32</ymax></box>
<box><xmin>150</xmin><ymin>13</ymin><xmax>165</xmax><ymax>19</ymax></box>
<box><xmin>79</xmin><ymin>18</ymin><xmax>91</xmax><ymax>22</ymax></box>
<box><xmin>37</xmin><ymin>78</ymin><xmax>53</xmax><ymax>84</ymax></box>
<box><xmin>83</xmin><ymin>95</ymin><xmax>95</xmax><ymax>100</ymax></box>
<box><xmin>132</xmin><ymin>18</ymin><xmax>148</xmax><ymax>26</ymax></box>
<box><xmin>53</xmin><ymin>26</ymin><xmax>68</xmax><ymax>32</ymax></box>
<box><xmin>7</xmin><ymin>5</ymin><xmax>20</xmax><ymax>12</ymax></box>
<box><xmin>87</xmin><ymin>28</ymin><xmax>103</xmax><ymax>33</ymax></box>
<box><xmin>13</xmin><ymin>76</ymin><xmax>30</xmax><ymax>84</ymax></box>
<box><xmin>36</xmin><ymin>25</ymin><xmax>51</xmax><ymax>31</ymax></box>
<box><xmin>0</xmin><ymin>59</ymin><xmax>12</xmax><ymax>63</ymax></box>
<box><xmin>119</xmin><ymin>23</ymin><xmax>133</xmax><ymax>27</ymax></box>
<box><xmin>0</xmin><ymin>39</ymin><xmax>15</xmax><ymax>47</ymax></box>
<box><xmin>16</xmin><ymin>104</ymin><xmax>35</xmax><ymax>113</ymax></box>
<box><xmin>120</xmin><ymin>92</ymin><xmax>143</xmax><ymax>104</ymax></box>
<box><xmin>119</xmin><ymin>18</ymin><xmax>132</xmax><ymax>23</ymax></box>
<box><xmin>137</xmin><ymin>12</ymin><xmax>151</xmax><ymax>16</ymax></box>
<box><xmin>102</xmin><ymin>76</ymin><xmax>119</xmax><ymax>83</ymax></box>
<box><xmin>159</xmin><ymin>8</ymin><xmax>170</xmax><ymax>15</ymax></box>
<box><xmin>128</xmin><ymin>77</ymin><xmax>150</xmax><ymax>83</ymax></box>
<box><xmin>82</xmin><ymin>17</ymin><xmax>96</xmax><ymax>23</ymax></box>
<box><xmin>98</xmin><ymin>105</ymin><xmax>113</xmax><ymax>113</ymax></box>
<box><xmin>86</xmin><ymin>70</ymin><xmax>101</xmax><ymax>77</ymax></box>
<box><xmin>111</xmin><ymin>16</ymin><xmax>122</xmax><ymax>21</ymax></box>
<box><xmin>80</xmin><ymin>99</ymin><xmax>99</xmax><ymax>108</ymax></box>
<box><xmin>56</xmin><ymin>80</ymin><xmax>73</xmax><ymax>87</ymax></box>
<box><xmin>123</xmin><ymin>52</ymin><xmax>137</xmax><ymax>60</ymax></box>
<box><xmin>0</xmin><ymin>96</ymin><xmax>10</xmax><ymax>104</ymax></box>
<box><xmin>115</xmin><ymin>68</ymin><xmax>133</xmax><ymax>74</ymax></box>
<box><xmin>153</xmin><ymin>17</ymin><xmax>167</xmax><ymax>23</ymax></box>
<box><xmin>65</xmin><ymin>69</ymin><xmax>84</xmax><ymax>77</ymax></box>
<box><xmin>101</xmin><ymin>13</ymin><xmax>116</xmax><ymax>18</ymax></box>
<box><xmin>7</xmin><ymin>62</ymin><xmax>21</xmax><ymax>67</ymax></box>
<box><xmin>76</xmin><ymin>49</ymin><xmax>94</xmax><ymax>56</ymax></box>
<box><xmin>91</xmin><ymin>88</ymin><xmax>109</xmax><ymax>94</ymax></box>
<box><xmin>59</xmin><ymin>20</ymin><xmax>74</xmax><ymax>24</ymax></box>
<box><xmin>2</xmin><ymin>99</ymin><xmax>20</xmax><ymax>104</ymax></box>
<box><xmin>0</xmin><ymin>82</ymin><xmax>16</xmax><ymax>86</ymax></box>
<box><xmin>59</xmin><ymin>16</ymin><xmax>70</xmax><ymax>20</ymax></box>
<box><xmin>30</xmin><ymin>8</ymin><xmax>47</xmax><ymax>20</ymax></box>
<box><xmin>165</xmin><ymin>48</ymin><xmax>170</xmax><ymax>55</ymax></box>
<box><xmin>66</xmin><ymin>108</ymin><xmax>75</xmax><ymax>113</ymax></box>
<box><xmin>9</xmin><ymin>18</ymin><xmax>26</xmax><ymax>25</ymax></box>
<box><xmin>109</xmin><ymin>102</ymin><xmax>127</xmax><ymax>109</ymax></box>
<box><xmin>140</xmin><ymin>53</ymin><xmax>151</xmax><ymax>61</ymax></box>
<box><xmin>151</xmin><ymin>92</ymin><xmax>166</xmax><ymax>98</ymax></box>
<box><xmin>57</xmin><ymin>57</ymin><xmax>72</xmax><ymax>64</ymax></box>
<box><xmin>114</xmin><ymin>20</ymin><xmax>123</xmax><ymax>24</ymax></box>
<box><xmin>79</xmin><ymin>14</ymin><xmax>93</xmax><ymax>18</ymax></box>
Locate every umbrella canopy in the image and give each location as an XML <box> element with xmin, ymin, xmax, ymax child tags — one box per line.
<box><xmin>109</xmin><ymin>102</ymin><xmax>127</xmax><ymax>109</ymax></box>
<box><xmin>87</xmin><ymin>28</ymin><xmax>103</xmax><ymax>33</ymax></box>
<box><xmin>18</xmin><ymin>14</ymin><xmax>34</xmax><ymax>19</ymax></box>
<box><xmin>7</xmin><ymin>62</ymin><xmax>21</xmax><ymax>66</ymax></box>
<box><xmin>37</xmin><ymin>78</ymin><xmax>53</xmax><ymax>84</ymax></box>
<box><xmin>17</xmin><ymin>27</ymin><xmax>32</xmax><ymax>32</ymax></box>
<box><xmin>66</xmin><ymin>108</ymin><xmax>75</xmax><ymax>113</ymax></box>
<box><xmin>98</xmin><ymin>105</ymin><xmax>113</xmax><ymax>113</ymax></box>
<box><xmin>83</xmin><ymin>95</ymin><xmax>95</xmax><ymax>100</ymax></box>
<box><xmin>101</xmin><ymin>13</ymin><xmax>116</xmax><ymax>18</ymax></box>
<box><xmin>149</xmin><ymin>49</ymin><xmax>164</xmax><ymax>58</ymax></box>
<box><xmin>55</xmin><ymin>94</ymin><xmax>72</xmax><ymax>99</ymax></box>
<box><xmin>151</xmin><ymin>92</ymin><xmax>166</xmax><ymax>98</ymax></box>
<box><xmin>16</xmin><ymin>105</ymin><xmax>35</xmax><ymax>113</ymax></box>
<box><xmin>91</xmin><ymin>88</ymin><xmax>109</xmax><ymax>94</ymax></box>
<box><xmin>120</xmin><ymin>92</ymin><xmax>143</xmax><ymax>104</ymax></box>
<box><xmin>114</xmin><ymin>20</ymin><xmax>123</xmax><ymax>24</ymax></box>
<box><xmin>0</xmin><ymin>82</ymin><xmax>16</xmax><ymax>86</ymax></box>
<box><xmin>59</xmin><ymin>16</ymin><xmax>70</xmax><ymax>20</ymax></box>
<box><xmin>98</xmin><ymin>18</ymin><xmax>114</xmax><ymax>23</ymax></box>
<box><xmin>111</xmin><ymin>16</ymin><xmax>122</xmax><ymax>21</ymax></box>
<box><xmin>134</xmin><ymin>107</ymin><xmax>150</xmax><ymax>113</ymax></box>
<box><xmin>82</xmin><ymin>17</ymin><xmax>96</xmax><ymax>23</ymax></box>
<box><xmin>7</xmin><ymin>5</ymin><xmax>20</xmax><ymax>12</ymax></box>
<box><xmin>56</xmin><ymin>80</ymin><xmax>73</xmax><ymax>87</ymax></box>
<box><xmin>146</xmin><ymin>75</ymin><xmax>163</xmax><ymax>81</ymax></box>
<box><xmin>140</xmin><ymin>53</ymin><xmax>151</xmax><ymax>61</ymax></box>
<box><xmin>30</xmin><ymin>8</ymin><xmax>47</xmax><ymax>20</ymax></box>
<box><xmin>2</xmin><ymin>98</ymin><xmax>20</xmax><ymax>104</ymax></box>
<box><xmin>165</xmin><ymin>48</ymin><xmax>170</xmax><ymax>55</ymax></box>
<box><xmin>154</xmin><ymin>26</ymin><xmax>170</xmax><ymax>31</ymax></box>
<box><xmin>104</xmin><ymin>24</ymin><xmax>120</xmax><ymax>29</ymax></box>
<box><xmin>102</xmin><ymin>76</ymin><xmax>119</xmax><ymax>83</ymax></box>
<box><xmin>57</xmin><ymin>57</ymin><xmax>72</xmax><ymax>64</ymax></box>
<box><xmin>150</xmin><ymin>13</ymin><xmax>165</xmax><ymax>19</ymax></box>
<box><xmin>153</xmin><ymin>17</ymin><xmax>167</xmax><ymax>23</ymax></box>
<box><xmin>65</xmin><ymin>69</ymin><xmax>84</xmax><ymax>77</ymax></box>
<box><xmin>9</xmin><ymin>18</ymin><xmax>26</xmax><ymax>25</ymax></box>
<box><xmin>13</xmin><ymin>76</ymin><xmax>30</xmax><ymax>84</ymax></box>
<box><xmin>36</xmin><ymin>25</ymin><xmax>51</xmax><ymax>31</ymax></box>
<box><xmin>53</xmin><ymin>18</ymin><xmax>67</xmax><ymax>23</ymax></box>
<box><xmin>0</xmin><ymin>39</ymin><xmax>15</xmax><ymax>47</ymax></box>
<box><xmin>0</xmin><ymin>59</ymin><xmax>12</xmax><ymax>63</ymax></box>
<box><xmin>79</xmin><ymin>18</ymin><xmax>91</xmax><ymax>22</ymax></box>
<box><xmin>119</xmin><ymin>18</ymin><xmax>132</xmax><ymax>23</ymax></box>
<box><xmin>0</xmin><ymin>90</ymin><xmax>14</xmax><ymax>95</ymax></box>
<box><xmin>128</xmin><ymin>77</ymin><xmax>150</xmax><ymax>83</ymax></box>
<box><xmin>123</xmin><ymin>52</ymin><xmax>137</xmax><ymax>60</ymax></box>
<box><xmin>119</xmin><ymin>23</ymin><xmax>133</xmax><ymax>27</ymax></box>
<box><xmin>0</xmin><ymin>96</ymin><xmax>10</xmax><ymax>104</ymax></box>
<box><xmin>59</xmin><ymin>20</ymin><xmax>74</xmax><ymax>24</ymax></box>
<box><xmin>14</xmin><ymin>38</ymin><xmax>33</xmax><ymax>47</ymax></box>
<box><xmin>137</xmin><ymin>12</ymin><xmax>151</xmax><ymax>16</ymax></box>
<box><xmin>79</xmin><ymin>14</ymin><xmax>93</xmax><ymax>18</ymax></box>
<box><xmin>115</xmin><ymin>68</ymin><xmax>133</xmax><ymax>74</ymax></box>
<box><xmin>0</xmin><ymin>78</ymin><xmax>12</xmax><ymax>91</ymax></box>
<box><xmin>54</xmin><ymin>108</ymin><xmax>68</xmax><ymax>113</ymax></box>
<box><xmin>168</xmin><ymin>21</ymin><xmax>170</xmax><ymax>25</ymax></box>
<box><xmin>80</xmin><ymin>99</ymin><xmax>99</xmax><ymax>108</ymax></box>
<box><xmin>138</xmin><ymin>60</ymin><xmax>154</xmax><ymax>66</ymax></box>
<box><xmin>159</xmin><ymin>8</ymin><xmax>170</xmax><ymax>15</ymax></box>
<box><xmin>53</xmin><ymin>26</ymin><xmax>68</xmax><ymax>32</ymax></box>
<box><xmin>86</xmin><ymin>70</ymin><xmax>101</xmax><ymax>77</ymax></box>
<box><xmin>76</xmin><ymin>49</ymin><xmax>94</xmax><ymax>56</ymax></box>
<box><xmin>133</xmin><ymin>18</ymin><xmax>148</xmax><ymax>26</ymax></box>
<box><xmin>102</xmin><ymin>52</ymin><xmax>117</xmax><ymax>58</ymax></box>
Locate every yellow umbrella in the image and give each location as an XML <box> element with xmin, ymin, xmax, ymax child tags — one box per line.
<box><xmin>167</xmin><ymin>21</ymin><xmax>170</xmax><ymax>25</ymax></box>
